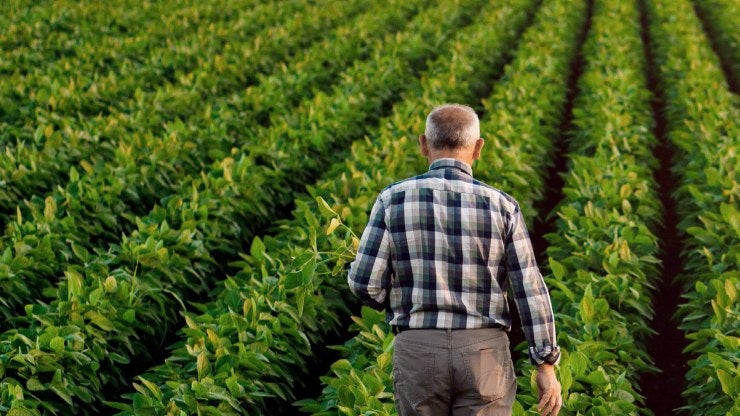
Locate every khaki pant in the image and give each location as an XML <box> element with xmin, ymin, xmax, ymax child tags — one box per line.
<box><xmin>393</xmin><ymin>328</ymin><xmax>516</xmax><ymax>416</ymax></box>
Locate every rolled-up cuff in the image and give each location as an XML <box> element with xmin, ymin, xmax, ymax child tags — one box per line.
<box><xmin>529</xmin><ymin>345</ymin><xmax>561</xmax><ymax>366</ymax></box>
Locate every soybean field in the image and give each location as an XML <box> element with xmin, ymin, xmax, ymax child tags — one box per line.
<box><xmin>0</xmin><ymin>0</ymin><xmax>737</xmax><ymax>415</ymax></box>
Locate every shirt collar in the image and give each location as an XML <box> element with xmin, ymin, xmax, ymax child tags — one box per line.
<box><xmin>428</xmin><ymin>158</ymin><xmax>473</xmax><ymax>177</ymax></box>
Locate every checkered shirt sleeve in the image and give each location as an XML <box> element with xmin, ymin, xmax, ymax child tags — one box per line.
<box><xmin>505</xmin><ymin>206</ymin><xmax>560</xmax><ymax>365</ymax></box>
<box><xmin>347</xmin><ymin>197</ymin><xmax>392</xmax><ymax>309</ymax></box>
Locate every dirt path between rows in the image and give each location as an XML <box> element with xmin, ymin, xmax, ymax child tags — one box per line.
<box><xmin>637</xmin><ymin>0</ymin><xmax>691</xmax><ymax>413</ymax></box>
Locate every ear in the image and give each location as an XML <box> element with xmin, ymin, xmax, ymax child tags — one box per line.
<box><xmin>419</xmin><ymin>134</ymin><xmax>430</xmax><ymax>157</ymax></box>
<box><xmin>472</xmin><ymin>138</ymin><xmax>484</xmax><ymax>160</ymax></box>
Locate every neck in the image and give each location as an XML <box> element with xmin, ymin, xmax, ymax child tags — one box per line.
<box><xmin>427</xmin><ymin>150</ymin><xmax>474</xmax><ymax>167</ymax></box>
<box><xmin>418</xmin><ymin>135</ymin><xmax>484</xmax><ymax>168</ymax></box>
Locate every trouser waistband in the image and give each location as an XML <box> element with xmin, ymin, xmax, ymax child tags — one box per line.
<box><xmin>392</xmin><ymin>326</ymin><xmax>508</xmax><ymax>349</ymax></box>
<box><xmin>392</xmin><ymin>325</ymin><xmax>502</xmax><ymax>335</ymax></box>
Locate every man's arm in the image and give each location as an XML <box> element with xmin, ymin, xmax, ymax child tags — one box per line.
<box><xmin>505</xmin><ymin>205</ymin><xmax>562</xmax><ymax>415</ymax></box>
<box><xmin>348</xmin><ymin>196</ymin><xmax>392</xmax><ymax>309</ymax></box>
<box><xmin>505</xmin><ymin>205</ymin><xmax>560</xmax><ymax>365</ymax></box>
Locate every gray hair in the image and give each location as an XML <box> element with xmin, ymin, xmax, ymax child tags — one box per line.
<box><xmin>424</xmin><ymin>104</ymin><xmax>480</xmax><ymax>149</ymax></box>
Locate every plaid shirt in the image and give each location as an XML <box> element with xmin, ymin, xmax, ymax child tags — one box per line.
<box><xmin>348</xmin><ymin>158</ymin><xmax>560</xmax><ymax>365</ymax></box>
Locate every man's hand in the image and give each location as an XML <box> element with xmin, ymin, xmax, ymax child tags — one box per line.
<box><xmin>536</xmin><ymin>363</ymin><xmax>562</xmax><ymax>416</ymax></box>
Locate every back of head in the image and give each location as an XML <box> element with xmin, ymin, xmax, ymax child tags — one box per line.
<box><xmin>424</xmin><ymin>104</ymin><xmax>480</xmax><ymax>150</ymax></box>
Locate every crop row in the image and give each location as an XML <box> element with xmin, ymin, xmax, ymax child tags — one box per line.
<box><xmin>0</xmin><ymin>1</ymin><xmax>484</xmax><ymax>414</ymax></box>
<box><xmin>514</xmin><ymin>0</ymin><xmax>664</xmax><ymax>414</ymax></box>
<box><xmin>0</xmin><ymin>0</ymin><xmax>368</xmax><ymax>225</ymax></box>
<box><xmin>297</xmin><ymin>0</ymin><xmax>589</xmax><ymax>413</ymax></box>
<box><xmin>219</xmin><ymin>0</ymin><xmax>427</xmax><ymax>129</ymax></box>
<box><xmin>1</xmin><ymin>0</ymin><xmax>296</xmax><ymax>128</ymax></box>
<box><xmin>0</xmin><ymin>0</ymin><xmax>297</xmax><ymax>153</ymax></box>
<box><xmin>0</xmin><ymin>0</ymin><xmax>260</xmax><ymax>82</ymax></box>
<box><xmin>691</xmin><ymin>0</ymin><xmax>740</xmax><ymax>92</ymax></box>
<box><xmin>0</xmin><ymin>0</ymin><xmax>248</xmax><ymax>62</ymax></box>
<box><xmin>107</xmin><ymin>0</ymin><xmax>525</xmax><ymax>413</ymax></box>
<box><xmin>0</xmin><ymin>0</ymin><xmax>424</xmax><ymax>329</ymax></box>
<box><xmin>645</xmin><ymin>0</ymin><xmax>739</xmax><ymax>414</ymax></box>
<box><xmin>0</xmin><ymin>0</ymin><xmax>418</xmax><ymax>317</ymax></box>
<box><xmin>0</xmin><ymin>0</ymin><xmax>316</xmax><ymax>233</ymax></box>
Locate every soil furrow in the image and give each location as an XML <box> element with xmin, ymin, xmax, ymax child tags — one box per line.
<box><xmin>637</xmin><ymin>0</ymin><xmax>691</xmax><ymax>412</ymax></box>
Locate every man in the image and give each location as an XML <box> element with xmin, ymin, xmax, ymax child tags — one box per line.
<box><xmin>348</xmin><ymin>104</ymin><xmax>562</xmax><ymax>416</ymax></box>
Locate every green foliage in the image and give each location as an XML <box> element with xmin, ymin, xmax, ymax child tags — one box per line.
<box><xmin>0</xmin><ymin>0</ymin><xmax>379</xmax><ymax>327</ymax></box>
<box><xmin>2</xmin><ymin>0</ymin><xmax>456</xmax><ymax>413</ymax></box>
<box><xmin>108</xmin><ymin>0</ymin><xmax>510</xmax><ymax>414</ymax></box>
<box><xmin>646</xmin><ymin>0</ymin><xmax>740</xmax><ymax>413</ymax></box>
<box><xmin>691</xmin><ymin>0</ymin><xmax>740</xmax><ymax>91</ymax></box>
<box><xmin>295</xmin><ymin>307</ymin><xmax>396</xmax><ymax>416</ymax></box>
<box><xmin>300</xmin><ymin>0</ymin><xmax>589</xmax><ymax>413</ymax></box>
<box><xmin>478</xmin><ymin>0</ymin><xmax>588</xmax><ymax>226</ymax></box>
<box><xmin>0</xmin><ymin>0</ymin><xmax>321</xmax><ymax>221</ymax></box>
<box><xmin>514</xmin><ymin>0</ymin><xmax>661</xmax><ymax>414</ymax></box>
<box><xmin>1</xmin><ymin>0</ymin><xmax>737</xmax><ymax>414</ymax></box>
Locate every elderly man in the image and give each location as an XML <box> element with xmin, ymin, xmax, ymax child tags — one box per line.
<box><xmin>348</xmin><ymin>104</ymin><xmax>562</xmax><ymax>416</ymax></box>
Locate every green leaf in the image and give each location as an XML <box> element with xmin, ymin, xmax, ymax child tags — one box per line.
<box><xmin>569</xmin><ymin>351</ymin><xmax>588</xmax><ymax>377</ymax></box>
<box><xmin>250</xmin><ymin>236</ymin><xmax>266</xmax><ymax>262</ymax></box>
<box><xmin>549</xmin><ymin>258</ymin><xmax>566</xmax><ymax>279</ymax></box>
<box><xmin>109</xmin><ymin>352</ymin><xmax>130</xmax><ymax>364</ymax></box>
<box><xmin>376</xmin><ymin>351</ymin><xmax>392</xmax><ymax>371</ymax></box>
<box><xmin>102</xmin><ymin>401</ymin><xmax>133</xmax><ymax>412</ymax></box>
<box><xmin>585</xmin><ymin>369</ymin><xmax>608</xmax><ymax>386</ymax></box>
<box><xmin>317</xmin><ymin>196</ymin><xmax>338</xmax><ymax>219</ymax></box>
<box><xmin>707</xmin><ymin>352</ymin><xmax>733</xmax><ymax>372</ymax></box>
<box><xmin>87</xmin><ymin>311</ymin><xmax>115</xmax><ymax>331</ymax></box>
<box><xmin>69</xmin><ymin>166</ymin><xmax>79</xmax><ymax>182</ymax></box>
<box><xmin>327</xmin><ymin>217</ymin><xmax>342</xmax><ymax>235</ymax></box>
<box><xmin>33</xmin><ymin>125</ymin><xmax>44</xmax><ymax>142</ymax></box>
<box><xmin>44</xmin><ymin>196</ymin><xmax>57</xmax><ymax>221</ymax></box>
<box><xmin>50</xmin><ymin>336</ymin><xmax>65</xmax><ymax>353</ymax></box>
<box><xmin>720</xmin><ymin>202</ymin><xmax>739</xmax><ymax>234</ymax></box>
<box><xmin>612</xmin><ymin>389</ymin><xmax>635</xmax><ymax>403</ymax></box>
<box><xmin>89</xmin><ymin>288</ymin><xmax>102</xmax><ymax>305</ymax></box>
<box><xmin>580</xmin><ymin>285</ymin><xmax>595</xmax><ymax>322</ymax></box>
<box><xmin>285</xmin><ymin>271</ymin><xmax>303</xmax><ymax>290</ymax></box>
<box><xmin>296</xmin><ymin>288</ymin><xmax>306</xmax><ymax>317</ymax></box>
<box><xmin>66</xmin><ymin>269</ymin><xmax>84</xmax><ymax>299</ymax></box>
<box><xmin>302</xmin><ymin>258</ymin><xmax>317</xmax><ymax>284</ymax></box>
<box><xmin>546</xmin><ymin>279</ymin><xmax>575</xmax><ymax>302</ymax></box>
<box><xmin>225</xmin><ymin>373</ymin><xmax>240</xmax><ymax>396</ymax></box>
<box><xmin>139</xmin><ymin>377</ymin><xmax>163</xmax><ymax>401</ymax></box>
<box><xmin>559</xmin><ymin>362</ymin><xmax>573</xmax><ymax>393</ymax></box>
<box><xmin>104</xmin><ymin>276</ymin><xmax>118</xmax><ymax>293</ymax></box>
<box><xmin>336</xmin><ymin>384</ymin><xmax>355</xmax><ymax>407</ymax></box>
<box><xmin>197</xmin><ymin>352</ymin><xmax>211</xmax><ymax>380</ymax></box>
<box><xmin>26</xmin><ymin>376</ymin><xmax>45</xmax><ymax>391</ymax></box>
<box><xmin>51</xmin><ymin>384</ymin><xmax>74</xmax><ymax>406</ymax></box>
<box><xmin>70</xmin><ymin>242</ymin><xmax>89</xmax><ymax>262</ymax></box>
<box><xmin>123</xmin><ymin>309</ymin><xmax>136</xmax><ymax>323</ymax></box>
<box><xmin>725</xmin><ymin>278</ymin><xmax>737</xmax><ymax>303</ymax></box>
<box><xmin>7</xmin><ymin>409</ymin><xmax>40</xmax><ymax>416</ymax></box>
<box><xmin>716</xmin><ymin>368</ymin><xmax>734</xmax><ymax>396</ymax></box>
<box><xmin>291</xmin><ymin>252</ymin><xmax>315</xmax><ymax>269</ymax></box>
